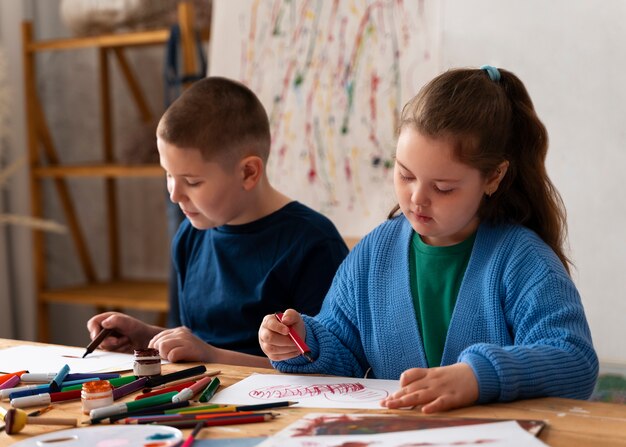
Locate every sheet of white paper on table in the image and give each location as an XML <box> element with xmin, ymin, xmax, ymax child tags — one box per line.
<box><xmin>0</xmin><ymin>345</ymin><xmax>145</xmax><ymax>373</ymax></box>
<box><xmin>210</xmin><ymin>373</ymin><xmax>401</xmax><ymax>410</ymax></box>
<box><xmin>256</xmin><ymin>417</ymin><xmax>548</xmax><ymax>447</ymax></box>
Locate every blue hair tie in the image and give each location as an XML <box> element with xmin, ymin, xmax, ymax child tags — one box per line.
<box><xmin>480</xmin><ymin>65</ymin><xmax>501</xmax><ymax>82</ymax></box>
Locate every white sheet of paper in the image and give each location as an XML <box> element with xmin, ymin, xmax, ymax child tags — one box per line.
<box><xmin>0</xmin><ymin>345</ymin><xmax>140</xmax><ymax>373</ymax></box>
<box><xmin>210</xmin><ymin>373</ymin><xmax>401</xmax><ymax>410</ymax></box>
<box><xmin>256</xmin><ymin>416</ymin><xmax>548</xmax><ymax>447</ymax></box>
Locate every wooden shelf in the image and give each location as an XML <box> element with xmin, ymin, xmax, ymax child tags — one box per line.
<box><xmin>23</xmin><ymin>2</ymin><xmax>208</xmax><ymax>341</ymax></box>
<box><xmin>40</xmin><ymin>280</ymin><xmax>168</xmax><ymax>312</ymax></box>
<box><xmin>33</xmin><ymin>163</ymin><xmax>164</xmax><ymax>178</ymax></box>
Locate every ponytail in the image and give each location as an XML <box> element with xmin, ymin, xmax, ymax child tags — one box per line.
<box><xmin>392</xmin><ymin>67</ymin><xmax>571</xmax><ymax>273</ymax></box>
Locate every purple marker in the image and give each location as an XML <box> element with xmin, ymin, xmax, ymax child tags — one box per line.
<box><xmin>112</xmin><ymin>377</ymin><xmax>148</xmax><ymax>400</ymax></box>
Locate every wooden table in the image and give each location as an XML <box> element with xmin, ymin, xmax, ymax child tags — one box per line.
<box><xmin>1</xmin><ymin>338</ymin><xmax>626</xmax><ymax>446</ymax></box>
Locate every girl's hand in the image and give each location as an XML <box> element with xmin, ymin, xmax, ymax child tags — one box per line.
<box><xmin>258</xmin><ymin>309</ymin><xmax>306</xmax><ymax>361</ymax></box>
<box><xmin>149</xmin><ymin>326</ymin><xmax>213</xmax><ymax>363</ymax></box>
<box><xmin>381</xmin><ymin>363</ymin><xmax>479</xmax><ymax>413</ymax></box>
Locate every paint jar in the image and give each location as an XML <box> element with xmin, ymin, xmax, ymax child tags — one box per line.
<box><xmin>133</xmin><ymin>348</ymin><xmax>161</xmax><ymax>377</ymax></box>
<box><xmin>81</xmin><ymin>380</ymin><xmax>114</xmax><ymax>414</ymax></box>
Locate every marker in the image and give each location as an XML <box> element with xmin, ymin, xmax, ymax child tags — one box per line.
<box><xmin>144</xmin><ymin>365</ymin><xmax>207</xmax><ymax>388</ymax></box>
<box><xmin>111</xmin><ymin>377</ymin><xmax>148</xmax><ymax>400</ymax></box>
<box><xmin>61</xmin><ymin>375</ymin><xmax>138</xmax><ymax>392</ymax></box>
<box><xmin>82</xmin><ymin>328</ymin><xmax>114</xmax><ymax>358</ymax></box>
<box><xmin>152</xmin><ymin>413</ymin><xmax>276</xmax><ymax>428</ymax></box>
<box><xmin>125</xmin><ymin>410</ymin><xmax>266</xmax><ymax>424</ymax></box>
<box><xmin>275</xmin><ymin>312</ymin><xmax>313</xmax><ymax>362</ymax></box>
<box><xmin>9</xmin><ymin>378</ymin><xmax>99</xmax><ymax>399</ymax></box>
<box><xmin>198</xmin><ymin>377</ymin><xmax>220</xmax><ymax>403</ymax></box>
<box><xmin>181</xmin><ymin>421</ymin><xmax>204</xmax><ymax>447</ymax></box>
<box><xmin>0</xmin><ymin>375</ymin><xmax>20</xmax><ymax>391</ymax></box>
<box><xmin>171</xmin><ymin>376</ymin><xmax>214</xmax><ymax>403</ymax></box>
<box><xmin>164</xmin><ymin>404</ymin><xmax>226</xmax><ymax>414</ymax></box>
<box><xmin>48</xmin><ymin>364</ymin><xmax>70</xmax><ymax>393</ymax></box>
<box><xmin>11</xmin><ymin>389</ymin><xmax>81</xmax><ymax>408</ymax></box>
<box><xmin>21</xmin><ymin>372</ymin><xmax>120</xmax><ymax>383</ymax></box>
<box><xmin>90</xmin><ymin>401</ymin><xmax>190</xmax><ymax>424</ymax></box>
<box><xmin>1</xmin><ymin>384</ymin><xmax>40</xmax><ymax>400</ymax></box>
<box><xmin>143</xmin><ymin>370</ymin><xmax>220</xmax><ymax>392</ymax></box>
<box><xmin>135</xmin><ymin>380</ymin><xmax>196</xmax><ymax>400</ymax></box>
<box><xmin>0</xmin><ymin>371</ymin><xmax>28</xmax><ymax>386</ymax></box>
<box><xmin>89</xmin><ymin>391</ymin><xmax>178</xmax><ymax>420</ymax></box>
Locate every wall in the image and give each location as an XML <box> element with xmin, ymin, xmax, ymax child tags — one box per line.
<box><xmin>441</xmin><ymin>0</ymin><xmax>626</xmax><ymax>367</ymax></box>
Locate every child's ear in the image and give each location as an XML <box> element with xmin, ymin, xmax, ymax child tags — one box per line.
<box><xmin>239</xmin><ymin>155</ymin><xmax>264</xmax><ymax>191</ymax></box>
<box><xmin>484</xmin><ymin>160</ymin><xmax>509</xmax><ymax>196</ymax></box>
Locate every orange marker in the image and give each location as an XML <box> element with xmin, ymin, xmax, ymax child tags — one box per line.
<box><xmin>0</xmin><ymin>371</ymin><xmax>28</xmax><ymax>386</ymax></box>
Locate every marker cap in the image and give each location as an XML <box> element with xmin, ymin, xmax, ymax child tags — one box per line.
<box><xmin>20</xmin><ymin>372</ymin><xmax>57</xmax><ymax>382</ymax></box>
<box><xmin>1</xmin><ymin>384</ymin><xmax>38</xmax><ymax>400</ymax></box>
<box><xmin>11</xmin><ymin>393</ymin><xmax>52</xmax><ymax>408</ymax></box>
<box><xmin>89</xmin><ymin>402</ymin><xmax>127</xmax><ymax>420</ymax></box>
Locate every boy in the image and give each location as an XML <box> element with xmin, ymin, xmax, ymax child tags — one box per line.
<box><xmin>87</xmin><ymin>77</ymin><xmax>348</xmax><ymax>367</ymax></box>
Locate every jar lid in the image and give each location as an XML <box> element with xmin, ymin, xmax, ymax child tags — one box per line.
<box><xmin>82</xmin><ymin>380</ymin><xmax>113</xmax><ymax>393</ymax></box>
<box><xmin>134</xmin><ymin>348</ymin><xmax>160</xmax><ymax>358</ymax></box>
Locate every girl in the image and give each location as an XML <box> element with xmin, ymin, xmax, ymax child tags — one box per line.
<box><xmin>258</xmin><ymin>66</ymin><xmax>598</xmax><ymax>413</ymax></box>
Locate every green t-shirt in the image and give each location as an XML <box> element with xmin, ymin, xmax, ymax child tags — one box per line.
<box><xmin>409</xmin><ymin>231</ymin><xmax>476</xmax><ymax>367</ymax></box>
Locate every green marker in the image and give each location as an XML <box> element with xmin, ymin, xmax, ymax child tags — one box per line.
<box><xmin>88</xmin><ymin>391</ymin><xmax>178</xmax><ymax>420</ymax></box>
<box><xmin>198</xmin><ymin>377</ymin><xmax>221</xmax><ymax>403</ymax></box>
<box><xmin>61</xmin><ymin>375</ymin><xmax>138</xmax><ymax>392</ymax></box>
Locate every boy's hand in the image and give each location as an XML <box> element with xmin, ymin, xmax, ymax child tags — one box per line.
<box><xmin>258</xmin><ymin>309</ymin><xmax>306</xmax><ymax>361</ymax></box>
<box><xmin>149</xmin><ymin>326</ymin><xmax>213</xmax><ymax>362</ymax></box>
<box><xmin>86</xmin><ymin>311</ymin><xmax>161</xmax><ymax>353</ymax></box>
<box><xmin>380</xmin><ymin>363</ymin><xmax>479</xmax><ymax>413</ymax></box>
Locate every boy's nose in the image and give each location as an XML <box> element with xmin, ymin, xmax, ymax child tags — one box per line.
<box><xmin>168</xmin><ymin>180</ymin><xmax>183</xmax><ymax>203</ymax></box>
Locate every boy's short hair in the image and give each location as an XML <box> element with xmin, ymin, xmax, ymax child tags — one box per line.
<box><xmin>157</xmin><ymin>76</ymin><xmax>271</xmax><ymax>166</ymax></box>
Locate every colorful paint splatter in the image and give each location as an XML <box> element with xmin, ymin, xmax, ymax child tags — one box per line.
<box><xmin>212</xmin><ymin>0</ymin><xmax>440</xmax><ymax>235</ymax></box>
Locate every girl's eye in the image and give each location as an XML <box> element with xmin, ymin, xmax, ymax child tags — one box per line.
<box><xmin>186</xmin><ymin>180</ymin><xmax>202</xmax><ymax>187</ymax></box>
<box><xmin>434</xmin><ymin>185</ymin><xmax>453</xmax><ymax>194</ymax></box>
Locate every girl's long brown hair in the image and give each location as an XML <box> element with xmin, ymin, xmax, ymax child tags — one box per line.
<box><xmin>390</xmin><ymin>68</ymin><xmax>571</xmax><ymax>273</ymax></box>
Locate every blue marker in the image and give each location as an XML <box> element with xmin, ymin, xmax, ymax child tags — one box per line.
<box><xmin>9</xmin><ymin>378</ymin><xmax>99</xmax><ymax>399</ymax></box>
<box><xmin>48</xmin><ymin>364</ymin><xmax>70</xmax><ymax>393</ymax></box>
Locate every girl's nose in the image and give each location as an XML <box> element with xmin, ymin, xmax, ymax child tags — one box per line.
<box><xmin>411</xmin><ymin>184</ymin><xmax>430</xmax><ymax>207</ymax></box>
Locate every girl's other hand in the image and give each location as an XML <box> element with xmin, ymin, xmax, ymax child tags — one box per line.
<box><xmin>258</xmin><ymin>309</ymin><xmax>305</xmax><ymax>361</ymax></box>
<box><xmin>381</xmin><ymin>363</ymin><xmax>479</xmax><ymax>413</ymax></box>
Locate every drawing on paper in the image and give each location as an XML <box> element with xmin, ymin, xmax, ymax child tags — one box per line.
<box><xmin>249</xmin><ymin>382</ymin><xmax>388</xmax><ymax>403</ymax></box>
<box><xmin>211</xmin><ymin>0</ymin><xmax>441</xmax><ymax>235</ymax></box>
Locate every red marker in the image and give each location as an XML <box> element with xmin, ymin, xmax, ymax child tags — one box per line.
<box><xmin>274</xmin><ymin>312</ymin><xmax>313</xmax><ymax>362</ymax></box>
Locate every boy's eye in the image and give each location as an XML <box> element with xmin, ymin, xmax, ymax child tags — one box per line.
<box><xmin>398</xmin><ymin>171</ymin><xmax>414</xmax><ymax>182</ymax></box>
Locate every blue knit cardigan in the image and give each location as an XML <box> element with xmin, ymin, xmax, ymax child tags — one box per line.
<box><xmin>272</xmin><ymin>216</ymin><xmax>599</xmax><ymax>403</ymax></box>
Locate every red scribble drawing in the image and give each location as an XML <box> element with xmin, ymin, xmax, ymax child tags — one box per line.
<box><xmin>248</xmin><ymin>382</ymin><xmax>388</xmax><ymax>402</ymax></box>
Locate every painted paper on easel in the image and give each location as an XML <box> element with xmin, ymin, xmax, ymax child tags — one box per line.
<box><xmin>210</xmin><ymin>0</ymin><xmax>441</xmax><ymax>236</ymax></box>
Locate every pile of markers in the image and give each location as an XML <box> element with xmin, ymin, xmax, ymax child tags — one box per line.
<box><xmin>1</xmin><ymin>363</ymin><xmax>291</xmax><ymax>437</ymax></box>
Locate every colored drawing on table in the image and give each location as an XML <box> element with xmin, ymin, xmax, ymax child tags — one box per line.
<box><xmin>210</xmin><ymin>373</ymin><xmax>399</xmax><ymax>410</ymax></box>
<box><xmin>249</xmin><ymin>381</ymin><xmax>388</xmax><ymax>403</ymax></box>
<box><xmin>210</xmin><ymin>0</ymin><xmax>442</xmax><ymax>236</ymax></box>
<box><xmin>255</xmin><ymin>414</ymin><xmax>548</xmax><ymax>447</ymax></box>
